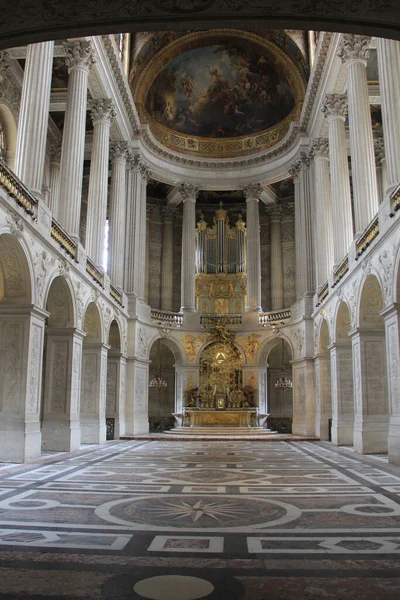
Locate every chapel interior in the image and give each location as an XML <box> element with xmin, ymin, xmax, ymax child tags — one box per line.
<box><xmin>1</xmin><ymin>10</ymin><xmax>400</xmax><ymax>598</ymax></box>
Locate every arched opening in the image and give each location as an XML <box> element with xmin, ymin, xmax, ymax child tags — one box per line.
<box><xmin>106</xmin><ymin>319</ymin><xmax>126</xmax><ymax>440</ymax></box>
<box><xmin>331</xmin><ymin>300</ymin><xmax>354</xmax><ymax>446</ymax></box>
<box><xmin>81</xmin><ymin>302</ymin><xmax>107</xmax><ymax>444</ymax></box>
<box><xmin>315</xmin><ymin>319</ymin><xmax>332</xmax><ymax>441</ymax></box>
<box><xmin>353</xmin><ymin>274</ymin><xmax>388</xmax><ymax>454</ymax></box>
<box><xmin>0</xmin><ymin>103</ymin><xmax>17</xmax><ymax>170</ymax></box>
<box><xmin>266</xmin><ymin>338</ymin><xmax>293</xmax><ymax>433</ymax></box>
<box><xmin>0</xmin><ymin>234</ymin><xmax>39</xmax><ymax>462</ymax></box>
<box><xmin>148</xmin><ymin>338</ymin><xmax>176</xmax><ymax>432</ymax></box>
<box><xmin>42</xmin><ymin>275</ymin><xmax>81</xmax><ymax>452</ymax></box>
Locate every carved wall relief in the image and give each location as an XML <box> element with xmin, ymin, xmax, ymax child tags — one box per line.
<box><xmin>0</xmin><ymin>321</ymin><xmax>23</xmax><ymax>412</ymax></box>
<box><xmin>81</xmin><ymin>354</ymin><xmax>98</xmax><ymax>414</ymax></box>
<box><xmin>50</xmin><ymin>341</ymin><xmax>68</xmax><ymax>414</ymax></box>
<box><xmin>28</xmin><ymin>323</ymin><xmax>42</xmax><ymax>413</ymax></box>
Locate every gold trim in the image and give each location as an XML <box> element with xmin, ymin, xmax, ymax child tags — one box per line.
<box><xmin>135</xmin><ymin>29</ymin><xmax>305</xmax><ymax>158</ymax></box>
<box><xmin>50</xmin><ymin>219</ymin><xmax>77</xmax><ymax>259</ymax></box>
<box><xmin>356</xmin><ymin>216</ymin><xmax>379</xmax><ymax>259</ymax></box>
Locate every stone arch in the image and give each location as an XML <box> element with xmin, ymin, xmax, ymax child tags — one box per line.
<box><xmin>106</xmin><ymin>318</ymin><xmax>125</xmax><ymax>440</ymax></box>
<box><xmin>334</xmin><ymin>299</ymin><xmax>352</xmax><ymax>344</ymax></box>
<box><xmin>83</xmin><ymin>301</ymin><xmax>103</xmax><ymax>343</ymax></box>
<box><xmin>45</xmin><ymin>275</ymin><xmax>75</xmax><ymax>328</ymax></box>
<box><xmin>0</xmin><ymin>102</ymin><xmax>18</xmax><ymax>169</ymax></box>
<box><xmin>257</xmin><ymin>333</ymin><xmax>294</xmax><ymax>366</ymax></box>
<box><xmin>0</xmin><ymin>233</ymin><xmax>32</xmax><ymax>305</ymax></box>
<box><xmin>148</xmin><ymin>337</ymin><xmax>176</xmax><ymax>431</ymax></box>
<box><xmin>317</xmin><ymin>318</ymin><xmax>331</xmax><ymax>355</ymax></box>
<box><xmin>108</xmin><ymin>319</ymin><xmax>121</xmax><ymax>353</ymax></box>
<box><xmin>356</xmin><ymin>272</ymin><xmax>385</xmax><ymax>330</ymax></box>
<box><xmin>264</xmin><ymin>336</ymin><xmax>293</xmax><ymax>433</ymax></box>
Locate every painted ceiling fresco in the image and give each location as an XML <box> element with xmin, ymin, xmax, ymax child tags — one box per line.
<box><xmin>144</xmin><ymin>38</ymin><xmax>296</xmax><ymax>139</ymax></box>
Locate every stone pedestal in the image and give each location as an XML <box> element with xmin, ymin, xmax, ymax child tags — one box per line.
<box><xmin>0</xmin><ymin>306</ymin><xmax>46</xmax><ymax>462</ymax></box>
<box><xmin>41</xmin><ymin>328</ymin><xmax>84</xmax><ymax>452</ymax></box>
<box><xmin>329</xmin><ymin>344</ymin><xmax>354</xmax><ymax>445</ymax></box>
<box><xmin>351</xmin><ymin>330</ymin><xmax>389</xmax><ymax>454</ymax></box>
<box><xmin>80</xmin><ymin>342</ymin><xmax>108</xmax><ymax>443</ymax></box>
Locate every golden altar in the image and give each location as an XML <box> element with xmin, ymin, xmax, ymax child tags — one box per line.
<box><xmin>183</xmin><ymin>408</ymin><xmax>258</xmax><ymax>428</ymax></box>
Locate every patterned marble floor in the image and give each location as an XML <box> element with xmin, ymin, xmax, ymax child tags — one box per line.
<box><xmin>0</xmin><ymin>440</ymin><xmax>400</xmax><ymax>599</ymax></box>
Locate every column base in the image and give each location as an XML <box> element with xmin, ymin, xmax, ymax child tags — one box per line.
<box><xmin>125</xmin><ymin>418</ymin><xmax>149</xmax><ymax>436</ymax></box>
<box><xmin>80</xmin><ymin>417</ymin><xmax>106</xmax><ymax>444</ymax></box>
<box><xmin>41</xmin><ymin>418</ymin><xmax>81</xmax><ymax>452</ymax></box>
<box><xmin>0</xmin><ymin>421</ymin><xmax>42</xmax><ymax>463</ymax></box>
<box><xmin>353</xmin><ymin>416</ymin><xmax>389</xmax><ymax>454</ymax></box>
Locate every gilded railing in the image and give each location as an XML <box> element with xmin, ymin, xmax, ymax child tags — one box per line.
<box><xmin>316</xmin><ymin>281</ymin><xmax>329</xmax><ymax>306</ymax></box>
<box><xmin>332</xmin><ymin>255</ymin><xmax>349</xmax><ymax>287</ymax></box>
<box><xmin>356</xmin><ymin>216</ymin><xmax>379</xmax><ymax>259</ymax></box>
<box><xmin>50</xmin><ymin>219</ymin><xmax>78</xmax><ymax>259</ymax></box>
<box><xmin>110</xmin><ymin>284</ymin><xmax>123</xmax><ymax>307</ymax></box>
<box><xmin>151</xmin><ymin>309</ymin><xmax>183</xmax><ymax>327</ymax></box>
<box><xmin>391</xmin><ymin>183</ymin><xmax>400</xmax><ymax>214</ymax></box>
<box><xmin>0</xmin><ymin>159</ymin><xmax>36</xmax><ymax>216</ymax></box>
<box><xmin>200</xmin><ymin>314</ymin><xmax>242</xmax><ymax>327</ymax></box>
<box><xmin>259</xmin><ymin>309</ymin><xmax>291</xmax><ymax>327</ymax></box>
<box><xmin>86</xmin><ymin>258</ymin><xmax>104</xmax><ymax>288</ymax></box>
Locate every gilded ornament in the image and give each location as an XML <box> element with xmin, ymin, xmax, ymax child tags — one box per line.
<box><xmin>236</xmin><ymin>333</ymin><xmax>261</xmax><ymax>361</ymax></box>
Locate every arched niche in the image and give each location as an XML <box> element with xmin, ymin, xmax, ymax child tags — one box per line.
<box><xmin>0</xmin><ymin>103</ymin><xmax>17</xmax><ymax>169</ymax></box>
<box><xmin>0</xmin><ymin>233</ymin><xmax>32</xmax><ymax>305</ymax></box>
<box><xmin>46</xmin><ymin>276</ymin><xmax>75</xmax><ymax>328</ymax></box>
<box><xmin>106</xmin><ymin>319</ymin><xmax>124</xmax><ymax>440</ymax></box>
<box><xmin>148</xmin><ymin>338</ymin><xmax>176</xmax><ymax>430</ymax></box>
<box><xmin>108</xmin><ymin>319</ymin><xmax>121</xmax><ymax>355</ymax></box>
<box><xmin>334</xmin><ymin>300</ymin><xmax>352</xmax><ymax>344</ymax></box>
<box><xmin>358</xmin><ymin>274</ymin><xmax>384</xmax><ymax>330</ymax></box>
<box><xmin>83</xmin><ymin>302</ymin><xmax>102</xmax><ymax>343</ymax></box>
<box><xmin>266</xmin><ymin>337</ymin><xmax>293</xmax><ymax>432</ymax></box>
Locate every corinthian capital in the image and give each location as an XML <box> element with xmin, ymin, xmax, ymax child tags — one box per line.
<box><xmin>243</xmin><ymin>183</ymin><xmax>263</xmax><ymax>200</ymax></box>
<box><xmin>63</xmin><ymin>40</ymin><xmax>96</xmax><ymax>72</ymax></box>
<box><xmin>288</xmin><ymin>160</ymin><xmax>301</xmax><ymax>181</ymax></box>
<box><xmin>321</xmin><ymin>94</ymin><xmax>348</xmax><ymax>120</ymax></box>
<box><xmin>179</xmin><ymin>183</ymin><xmax>199</xmax><ymax>202</ymax></box>
<box><xmin>312</xmin><ymin>138</ymin><xmax>329</xmax><ymax>158</ymax></box>
<box><xmin>89</xmin><ymin>98</ymin><xmax>116</xmax><ymax>124</ymax></box>
<box><xmin>110</xmin><ymin>141</ymin><xmax>129</xmax><ymax>163</ymax></box>
<box><xmin>337</xmin><ymin>34</ymin><xmax>371</xmax><ymax>64</ymax></box>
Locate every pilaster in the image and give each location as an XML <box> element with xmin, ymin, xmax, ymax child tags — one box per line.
<box><xmin>179</xmin><ymin>183</ymin><xmax>198</xmax><ymax>313</ymax></box>
<box><xmin>243</xmin><ymin>183</ymin><xmax>262</xmax><ymax>312</ymax></box>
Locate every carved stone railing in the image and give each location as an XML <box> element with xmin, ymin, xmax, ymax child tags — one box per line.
<box><xmin>356</xmin><ymin>215</ymin><xmax>379</xmax><ymax>259</ymax></box>
<box><xmin>390</xmin><ymin>183</ymin><xmax>400</xmax><ymax>215</ymax></box>
<box><xmin>332</xmin><ymin>255</ymin><xmax>349</xmax><ymax>287</ymax></box>
<box><xmin>316</xmin><ymin>281</ymin><xmax>329</xmax><ymax>306</ymax></box>
<box><xmin>200</xmin><ymin>314</ymin><xmax>243</xmax><ymax>328</ymax></box>
<box><xmin>0</xmin><ymin>159</ymin><xmax>36</xmax><ymax>216</ymax></box>
<box><xmin>51</xmin><ymin>218</ymin><xmax>78</xmax><ymax>260</ymax></box>
<box><xmin>86</xmin><ymin>257</ymin><xmax>104</xmax><ymax>288</ymax></box>
<box><xmin>110</xmin><ymin>283</ymin><xmax>123</xmax><ymax>307</ymax></box>
<box><xmin>151</xmin><ymin>309</ymin><xmax>183</xmax><ymax>327</ymax></box>
<box><xmin>259</xmin><ymin>309</ymin><xmax>291</xmax><ymax>327</ymax></box>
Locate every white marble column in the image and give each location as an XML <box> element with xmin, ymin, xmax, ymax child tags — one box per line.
<box><xmin>376</xmin><ymin>38</ymin><xmax>400</xmax><ymax>195</ymax></box>
<box><xmin>382</xmin><ymin>305</ymin><xmax>400</xmax><ymax>465</ymax></box>
<box><xmin>321</xmin><ymin>94</ymin><xmax>354</xmax><ymax>264</ymax></box>
<box><xmin>14</xmin><ymin>41</ymin><xmax>54</xmax><ymax>198</ymax></box>
<box><xmin>374</xmin><ymin>136</ymin><xmax>388</xmax><ymax>205</ymax></box>
<box><xmin>289</xmin><ymin>153</ymin><xmax>314</xmax><ymax>298</ymax></box>
<box><xmin>41</xmin><ymin>328</ymin><xmax>84</xmax><ymax>452</ymax></box>
<box><xmin>85</xmin><ymin>99</ymin><xmax>116</xmax><ymax>266</ymax></box>
<box><xmin>312</xmin><ymin>138</ymin><xmax>334</xmax><ymax>286</ymax></box>
<box><xmin>161</xmin><ymin>206</ymin><xmax>176</xmax><ymax>311</ymax></box>
<box><xmin>338</xmin><ymin>35</ymin><xmax>379</xmax><ymax>234</ymax></box>
<box><xmin>58</xmin><ymin>41</ymin><xmax>96</xmax><ymax>237</ymax></box>
<box><xmin>48</xmin><ymin>141</ymin><xmax>61</xmax><ymax>219</ymax></box>
<box><xmin>268</xmin><ymin>206</ymin><xmax>284</xmax><ymax>311</ymax></box>
<box><xmin>243</xmin><ymin>184</ymin><xmax>262</xmax><ymax>312</ymax></box>
<box><xmin>179</xmin><ymin>183</ymin><xmax>198</xmax><ymax>313</ymax></box>
<box><xmin>108</xmin><ymin>141</ymin><xmax>128</xmax><ymax>288</ymax></box>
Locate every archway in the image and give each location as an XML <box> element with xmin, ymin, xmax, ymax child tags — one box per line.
<box><xmin>81</xmin><ymin>302</ymin><xmax>107</xmax><ymax>443</ymax></box>
<box><xmin>106</xmin><ymin>319</ymin><xmax>126</xmax><ymax>439</ymax></box>
<box><xmin>266</xmin><ymin>338</ymin><xmax>293</xmax><ymax>433</ymax></box>
<box><xmin>42</xmin><ymin>275</ymin><xmax>81</xmax><ymax>452</ymax></box>
<box><xmin>148</xmin><ymin>338</ymin><xmax>176</xmax><ymax>431</ymax></box>
<box><xmin>331</xmin><ymin>300</ymin><xmax>354</xmax><ymax>446</ymax></box>
<box><xmin>315</xmin><ymin>319</ymin><xmax>332</xmax><ymax>441</ymax></box>
<box><xmin>0</xmin><ymin>234</ymin><xmax>39</xmax><ymax>462</ymax></box>
<box><xmin>353</xmin><ymin>274</ymin><xmax>388</xmax><ymax>454</ymax></box>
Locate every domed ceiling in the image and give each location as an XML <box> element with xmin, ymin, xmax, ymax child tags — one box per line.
<box><xmin>133</xmin><ymin>30</ymin><xmax>307</xmax><ymax>158</ymax></box>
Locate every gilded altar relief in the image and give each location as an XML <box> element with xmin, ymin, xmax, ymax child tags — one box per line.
<box><xmin>135</xmin><ymin>30</ymin><xmax>305</xmax><ymax>158</ymax></box>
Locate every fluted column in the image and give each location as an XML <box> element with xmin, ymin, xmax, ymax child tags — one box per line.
<box><xmin>289</xmin><ymin>153</ymin><xmax>314</xmax><ymax>299</ymax></box>
<box><xmin>161</xmin><ymin>207</ymin><xmax>176</xmax><ymax>311</ymax></box>
<box><xmin>14</xmin><ymin>41</ymin><xmax>54</xmax><ymax>198</ymax></box>
<box><xmin>85</xmin><ymin>99</ymin><xmax>116</xmax><ymax>266</ymax></box>
<box><xmin>376</xmin><ymin>38</ymin><xmax>400</xmax><ymax>195</ymax></box>
<box><xmin>124</xmin><ymin>154</ymin><xmax>149</xmax><ymax>298</ymax></box>
<box><xmin>108</xmin><ymin>141</ymin><xmax>128</xmax><ymax>288</ymax></box>
<box><xmin>48</xmin><ymin>141</ymin><xmax>61</xmax><ymax>219</ymax></box>
<box><xmin>179</xmin><ymin>184</ymin><xmax>198</xmax><ymax>313</ymax></box>
<box><xmin>321</xmin><ymin>94</ymin><xmax>354</xmax><ymax>264</ymax></box>
<box><xmin>312</xmin><ymin>138</ymin><xmax>334</xmax><ymax>286</ymax></box>
<box><xmin>243</xmin><ymin>184</ymin><xmax>262</xmax><ymax>312</ymax></box>
<box><xmin>144</xmin><ymin>205</ymin><xmax>153</xmax><ymax>304</ymax></box>
<box><xmin>58</xmin><ymin>41</ymin><xmax>96</xmax><ymax>237</ymax></box>
<box><xmin>374</xmin><ymin>136</ymin><xmax>388</xmax><ymax>205</ymax></box>
<box><xmin>338</xmin><ymin>35</ymin><xmax>378</xmax><ymax>233</ymax></box>
<box><xmin>268</xmin><ymin>206</ymin><xmax>284</xmax><ymax>311</ymax></box>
